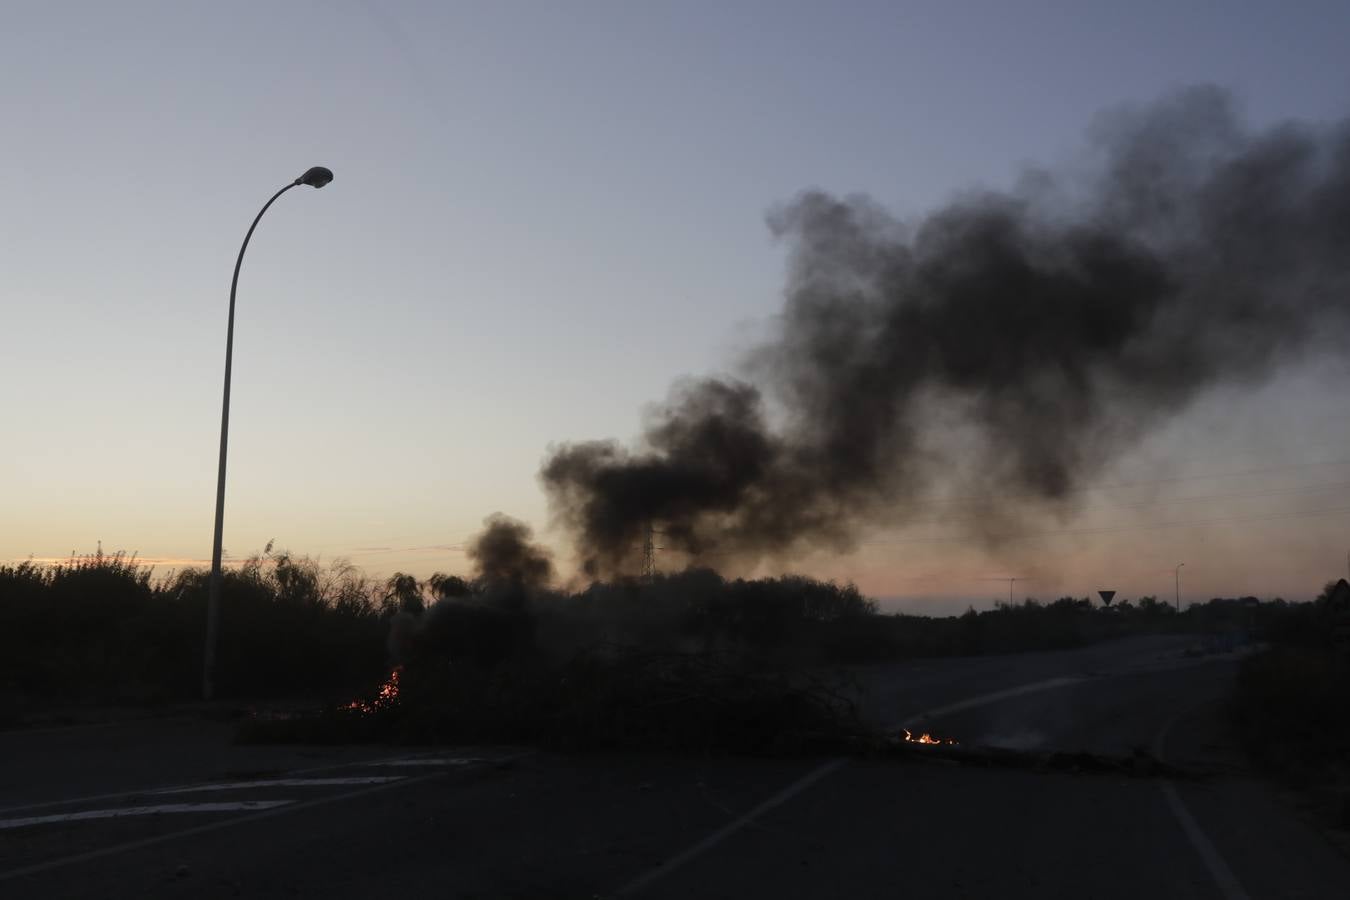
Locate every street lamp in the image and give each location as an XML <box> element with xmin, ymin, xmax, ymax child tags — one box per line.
<box><xmin>1174</xmin><ymin>562</ymin><xmax>1185</xmax><ymax>612</ymax></box>
<box><xmin>202</xmin><ymin>166</ymin><xmax>333</xmax><ymax>701</ymax></box>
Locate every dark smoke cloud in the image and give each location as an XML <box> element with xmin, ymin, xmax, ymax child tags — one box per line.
<box><xmin>542</xmin><ymin>87</ymin><xmax>1350</xmax><ymax>576</ymax></box>
<box><xmin>389</xmin><ymin>515</ymin><xmax>549</xmax><ymax>665</ymax></box>
<box><xmin>468</xmin><ymin>513</ymin><xmax>554</xmax><ymax>588</ymax></box>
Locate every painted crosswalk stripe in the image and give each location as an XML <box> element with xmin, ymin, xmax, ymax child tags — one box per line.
<box><xmin>0</xmin><ymin>801</ymin><xmax>291</xmax><ymax>830</ymax></box>
<box><xmin>151</xmin><ymin>776</ymin><xmax>404</xmax><ymax>794</ymax></box>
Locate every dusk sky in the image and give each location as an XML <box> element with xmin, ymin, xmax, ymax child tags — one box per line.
<box><xmin>5</xmin><ymin>0</ymin><xmax>1350</xmax><ymax>612</ymax></box>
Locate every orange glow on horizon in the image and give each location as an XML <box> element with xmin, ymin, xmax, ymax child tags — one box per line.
<box><xmin>7</xmin><ymin>556</ymin><xmax>244</xmax><ymax>569</ymax></box>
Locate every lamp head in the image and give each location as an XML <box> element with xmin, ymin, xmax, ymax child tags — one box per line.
<box><xmin>296</xmin><ymin>166</ymin><xmax>334</xmax><ymax>189</ymax></box>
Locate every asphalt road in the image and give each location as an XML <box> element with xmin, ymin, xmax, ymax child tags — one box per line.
<box><xmin>2</xmin><ymin>635</ymin><xmax>1347</xmax><ymax>899</ymax></box>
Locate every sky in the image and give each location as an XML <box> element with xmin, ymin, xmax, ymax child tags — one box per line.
<box><xmin>3</xmin><ymin>0</ymin><xmax>1349</xmax><ymax>613</ymax></box>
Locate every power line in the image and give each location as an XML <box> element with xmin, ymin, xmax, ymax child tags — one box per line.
<box><xmin>343</xmin><ymin>543</ymin><xmax>467</xmax><ymax>558</ymax></box>
<box><xmin>624</xmin><ymin>498</ymin><xmax>1350</xmax><ymax>560</ymax></box>
<box><xmin>861</xmin><ymin>501</ymin><xmax>1350</xmax><ymax>547</ymax></box>
<box><xmin>896</xmin><ymin>478</ymin><xmax>1350</xmax><ymax>528</ymax></box>
<box><xmin>315</xmin><ymin>458</ymin><xmax>1350</xmax><ymax>566</ymax></box>
<box><xmin>898</xmin><ymin>456</ymin><xmax>1350</xmax><ymax>514</ymax></box>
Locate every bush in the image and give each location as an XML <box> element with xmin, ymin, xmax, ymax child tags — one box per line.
<box><xmin>0</xmin><ymin>547</ymin><xmax>389</xmax><ymax>705</ymax></box>
<box><xmin>0</xmin><ymin>550</ymin><xmax>161</xmax><ymax>699</ymax></box>
<box><xmin>1232</xmin><ymin>647</ymin><xmax>1350</xmax><ymax>775</ymax></box>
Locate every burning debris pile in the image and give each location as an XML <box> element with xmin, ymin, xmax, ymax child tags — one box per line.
<box><xmin>543</xmin><ymin>87</ymin><xmax>1350</xmax><ymax>576</ymax></box>
<box><xmin>342</xmin><ymin>666</ymin><xmax>401</xmax><ymax>715</ymax></box>
<box><xmin>902</xmin><ymin>729</ymin><xmax>957</xmax><ymax>746</ymax></box>
<box><xmin>271</xmin><ymin>518</ymin><xmax>877</xmax><ymax>751</ymax></box>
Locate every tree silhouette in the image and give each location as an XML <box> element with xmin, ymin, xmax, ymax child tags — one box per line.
<box><xmin>383</xmin><ymin>572</ymin><xmax>424</xmax><ymax>614</ymax></box>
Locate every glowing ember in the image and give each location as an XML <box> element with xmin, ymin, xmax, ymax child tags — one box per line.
<box><xmin>343</xmin><ymin>667</ymin><xmax>401</xmax><ymax>714</ymax></box>
<box><xmin>902</xmin><ymin>728</ymin><xmax>957</xmax><ymax>746</ymax></box>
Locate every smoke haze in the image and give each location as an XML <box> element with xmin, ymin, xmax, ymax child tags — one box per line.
<box><xmin>542</xmin><ymin>87</ymin><xmax>1350</xmax><ymax>577</ymax></box>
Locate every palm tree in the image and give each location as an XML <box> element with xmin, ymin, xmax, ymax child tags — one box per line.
<box><xmin>383</xmin><ymin>573</ymin><xmax>424</xmax><ymax>614</ymax></box>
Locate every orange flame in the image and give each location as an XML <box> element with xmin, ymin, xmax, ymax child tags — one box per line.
<box><xmin>902</xmin><ymin>728</ymin><xmax>957</xmax><ymax>746</ymax></box>
<box><xmin>343</xmin><ymin>667</ymin><xmax>401</xmax><ymax>714</ymax></box>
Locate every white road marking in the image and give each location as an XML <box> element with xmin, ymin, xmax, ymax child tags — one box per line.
<box><xmin>898</xmin><ymin>675</ymin><xmax>1085</xmax><ymax>728</ymax></box>
<box><xmin>613</xmin><ymin>758</ymin><xmax>848</xmax><ymax>897</ymax></box>
<box><xmin>374</xmin><ymin>757</ymin><xmax>485</xmax><ymax>767</ymax></box>
<box><xmin>1160</xmin><ymin>782</ymin><xmax>1251</xmax><ymax>900</ymax></box>
<box><xmin>0</xmin><ymin>755</ymin><xmax>411</xmax><ymax>817</ymax></box>
<box><xmin>0</xmin><ymin>750</ymin><xmax>512</xmax><ymax>816</ymax></box>
<box><xmin>0</xmin><ymin>801</ymin><xmax>291</xmax><ymax>831</ymax></box>
<box><xmin>0</xmin><ymin>771</ymin><xmax>448</xmax><ymax>882</ymax></box>
<box><xmin>288</xmin><ymin>751</ymin><xmax>486</xmax><ymax>774</ymax></box>
<box><xmin>1153</xmin><ymin>706</ymin><xmax>1251</xmax><ymax>900</ymax></box>
<box><xmin>611</xmin><ymin>674</ymin><xmax>1106</xmax><ymax>896</ymax></box>
<box><xmin>150</xmin><ymin>776</ymin><xmax>404</xmax><ymax>794</ymax></box>
<box><xmin>0</xmin><ymin>720</ymin><xmax>124</xmax><ymax>737</ymax></box>
<box><xmin>0</xmin><ymin>751</ymin><xmax>533</xmax><ymax>883</ymax></box>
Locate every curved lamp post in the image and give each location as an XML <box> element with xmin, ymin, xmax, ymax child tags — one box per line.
<box><xmin>203</xmin><ymin>166</ymin><xmax>333</xmax><ymax>701</ymax></box>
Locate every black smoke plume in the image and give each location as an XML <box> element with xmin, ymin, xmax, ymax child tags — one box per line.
<box><xmin>389</xmin><ymin>515</ymin><xmax>550</xmax><ymax>666</ymax></box>
<box><xmin>468</xmin><ymin>513</ymin><xmax>554</xmax><ymax>589</ymax></box>
<box><xmin>542</xmin><ymin>87</ymin><xmax>1350</xmax><ymax>576</ymax></box>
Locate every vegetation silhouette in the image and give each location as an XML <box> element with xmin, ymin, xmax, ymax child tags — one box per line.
<box><xmin>2</xmin><ymin>539</ymin><xmax>1332</xmax><ymax>755</ymax></box>
<box><xmin>0</xmin><ymin>546</ymin><xmax>387</xmax><ymax>710</ymax></box>
<box><xmin>1230</xmin><ymin>581</ymin><xmax>1349</xmax><ymax>793</ymax></box>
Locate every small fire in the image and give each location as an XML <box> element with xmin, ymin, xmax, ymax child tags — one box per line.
<box><xmin>902</xmin><ymin>729</ymin><xmax>957</xmax><ymax>746</ymax></box>
<box><xmin>343</xmin><ymin>667</ymin><xmax>402</xmax><ymax>714</ymax></box>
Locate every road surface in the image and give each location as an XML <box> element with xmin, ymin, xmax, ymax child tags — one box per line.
<box><xmin>2</xmin><ymin>635</ymin><xmax>1346</xmax><ymax>898</ymax></box>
